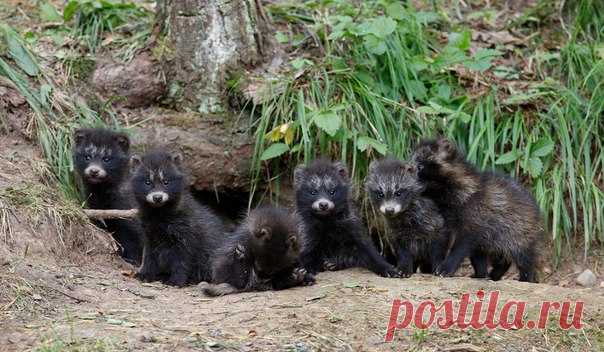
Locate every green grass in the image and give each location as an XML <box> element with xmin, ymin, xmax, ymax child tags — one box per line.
<box><xmin>0</xmin><ymin>24</ymin><xmax>112</xmax><ymax>200</ymax></box>
<box><xmin>62</xmin><ymin>0</ymin><xmax>152</xmax><ymax>54</ymax></box>
<box><xmin>0</xmin><ymin>0</ymin><xmax>602</xmax><ymax>262</ymax></box>
<box><xmin>251</xmin><ymin>0</ymin><xmax>604</xmax><ymax>261</ymax></box>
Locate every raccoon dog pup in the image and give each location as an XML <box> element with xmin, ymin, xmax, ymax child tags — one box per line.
<box><xmin>365</xmin><ymin>158</ymin><xmax>448</xmax><ymax>276</ymax></box>
<box><xmin>72</xmin><ymin>128</ymin><xmax>143</xmax><ymax>265</ymax></box>
<box><xmin>200</xmin><ymin>206</ymin><xmax>315</xmax><ymax>296</ymax></box>
<box><xmin>413</xmin><ymin>138</ymin><xmax>543</xmax><ymax>282</ymax></box>
<box><xmin>131</xmin><ymin>150</ymin><xmax>224</xmax><ymax>287</ymax></box>
<box><xmin>294</xmin><ymin>159</ymin><xmax>399</xmax><ymax>277</ymax></box>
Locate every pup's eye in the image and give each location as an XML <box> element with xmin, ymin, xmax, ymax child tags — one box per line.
<box><xmin>329</xmin><ymin>189</ymin><xmax>336</xmax><ymax>195</ymax></box>
<box><xmin>84</xmin><ymin>155</ymin><xmax>91</xmax><ymax>161</ymax></box>
<box><xmin>145</xmin><ymin>180</ymin><xmax>151</xmax><ymax>186</ymax></box>
<box><xmin>310</xmin><ymin>190</ymin><xmax>318</xmax><ymax>195</ymax></box>
<box><xmin>163</xmin><ymin>179</ymin><xmax>169</xmax><ymax>185</ymax></box>
<box><xmin>102</xmin><ymin>157</ymin><xmax>111</xmax><ymax>163</ymax></box>
<box><xmin>376</xmin><ymin>191</ymin><xmax>384</xmax><ymax>199</ymax></box>
<box><xmin>395</xmin><ymin>190</ymin><xmax>402</xmax><ymax>197</ymax></box>
<box><xmin>417</xmin><ymin>164</ymin><xmax>424</xmax><ymax>171</ymax></box>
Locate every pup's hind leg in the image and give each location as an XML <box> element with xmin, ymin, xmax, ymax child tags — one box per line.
<box><xmin>470</xmin><ymin>252</ymin><xmax>488</xmax><ymax>279</ymax></box>
<box><xmin>515</xmin><ymin>247</ymin><xmax>538</xmax><ymax>283</ymax></box>
<box><xmin>489</xmin><ymin>255</ymin><xmax>512</xmax><ymax>281</ymax></box>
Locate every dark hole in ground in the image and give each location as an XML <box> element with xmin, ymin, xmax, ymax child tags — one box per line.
<box><xmin>191</xmin><ymin>188</ymin><xmax>250</xmax><ymax>228</ymax></box>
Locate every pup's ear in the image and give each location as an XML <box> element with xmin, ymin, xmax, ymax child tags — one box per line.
<box><xmin>293</xmin><ymin>165</ymin><xmax>307</xmax><ymax>187</ymax></box>
<box><xmin>115</xmin><ymin>133</ymin><xmax>130</xmax><ymax>153</ymax></box>
<box><xmin>404</xmin><ymin>162</ymin><xmax>417</xmax><ymax>175</ymax></box>
<box><xmin>73</xmin><ymin>129</ymin><xmax>87</xmax><ymax>147</ymax></box>
<box><xmin>130</xmin><ymin>155</ymin><xmax>142</xmax><ymax>173</ymax></box>
<box><xmin>255</xmin><ymin>227</ymin><xmax>271</xmax><ymax>240</ymax></box>
<box><xmin>170</xmin><ymin>153</ymin><xmax>183</xmax><ymax>167</ymax></box>
<box><xmin>438</xmin><ymin>138</ymin><xmax>455</xmax><ymax>154</ymax></box>
<box><xmin>333</xmin><ymin>161</ymin><xmax>349</xmax><ymax>180</ymax></box>
<box><xmin>288</xmin><ymin>234</ymin><xmax>299</xmax><ymax>252</ymax></box>
<box><xmin>368</xmin><ymin>160</ymin><xmax>379</xmax><ymax>174</ymax></box>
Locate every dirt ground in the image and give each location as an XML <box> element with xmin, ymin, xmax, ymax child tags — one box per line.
<box><xmin>1</xmin><ymin>132</ymin><xmax>604</xmax><ymax>352</ymax></box>
<box><xmin>1</xmin><ymin>259</ymin><xmax>604</xmax><ymax>352</ymax></box>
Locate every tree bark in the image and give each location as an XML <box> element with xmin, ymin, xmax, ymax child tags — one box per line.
<box><xmin>156</xmin><ymin>0</ymin><xmax>271</xmax><ymax>113</ymax></box>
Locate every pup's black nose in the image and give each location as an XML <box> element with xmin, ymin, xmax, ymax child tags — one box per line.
<box><xmin>385</xmin><ymin>207</ymin><xmax>395</xmax><ymax>215</ymax></box>
<box><xmin>319</xmin><ymin>201</ymin><xmax>329</xmax><ymax>211</ymax></box>
<box><xmin>152</xmin><ymin>194</ymin><xmax>164</xmax><ymax>203</ymax></box>
<box><xmin>89</xmin><ymin>168</ymin><xmax>99</xmax><ymax>176</ymax></box>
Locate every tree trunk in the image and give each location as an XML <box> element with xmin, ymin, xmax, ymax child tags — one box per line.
<box><xmin>156</xmin><ymin>0</ymin><xmax>271</xmax><ymax>113</ymax></box>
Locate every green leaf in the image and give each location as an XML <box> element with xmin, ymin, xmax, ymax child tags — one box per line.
<box><xmin>63</xmin><ymin>1</ymin><xmax>80</xmax><ymax>21</ymax></box>
<box><xmin>312</xmin><ymin>110</ymin><xmax>341</xmax><ymax>137</ymax></box>
<box><xmin>495</xmin><ymin>150</ymin><xmax>523</xmax><ymax>165</ymax></box>
<box><xmin>526</xmin><ymin>157</ymin><xmax>543</xmax><ymax>177</ymax></box>
<box><xmin>40</xmin><ymin>2</ymin><xmax>62</xmax><ymax>22</ymax></box>
<box><xmin>3</xmin><ymin>27</ymin><xmax>39</xmax><ymax>76</ymax></box>
<box><xmin>367</xmin><ymin>17</ymin><xmax>397</xmax><ymax>38</ymax></box>
<box><xmin>385</xmin><ymin>3</ymin><xmax>406</xmax><ymax>20</ymax></box>
<box><xmin>465</xmin><ymin>49</ymin><xmax>502</xmax><ymax>72</ymax></box>
<box><xmin>260</xmin><ymin>143</ymin><xmax>289</xmax><ymax>161</ymax></box>
<box><xmin>415</xmin><ymin>11</ymin><xmax>440</xmax><ymax>24</ymax></box>
<box><xmin>407</xmin><ymin>80</ymin><xmax>427</xmax><ymax>101</ymax></box>
<box><xmin>357</xmin><ymin>136</ymin><xmax>388</xmax><ymax>155</ymax></box>
<box><xmin>531</xmin><ymin>138</ymin><xmax>554</xmax><ymax>157</ymax></box>
<box><xmin>291</xmin><ymin>58</ymin><xmax>311</xmax><ymax>70</ymax></box>
<box><xmin>275</xmin><ymin>31</ymin><xmax>288</xmax><ymax>44</ymax></box>
<box><xmin>363</xmin><ymin>35</ymin><xmax>387</xmax><ymax>55</ymax></box>
<box><xmin>448</xmin><ymin>30</ymin><xmax>471</xmax><ymax>51</ymax></box>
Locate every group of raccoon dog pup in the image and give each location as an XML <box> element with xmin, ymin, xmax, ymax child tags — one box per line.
<box><xmin>73</xmin><ymin>128</ymin><xmax>543</xmax><ymax>296</ymax></box>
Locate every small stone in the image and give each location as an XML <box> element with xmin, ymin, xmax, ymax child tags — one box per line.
<box><xmin>31</xmin><ymin>294</ymin><xmax>42</xmax><ymax>301</ymax></box>
<box><xmin>139</xmin><ymin>333</ymin><xmax>156</xmax><ymax>343</ymax></box>
<box><xmin>600</xmin><ymin>281</ymin><xmax>604</xmax><ymax>288</ymax></box>
<box><xmin>576</xmin><ymin>269</ymin><xmax>597</xmax><ymax>287</ymax></box>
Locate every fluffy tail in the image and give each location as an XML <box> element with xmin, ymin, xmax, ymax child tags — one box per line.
<box><xmin>198</xmin><ymin>282</ymin><xmax>241</xmax><ymax>297</ymax></box>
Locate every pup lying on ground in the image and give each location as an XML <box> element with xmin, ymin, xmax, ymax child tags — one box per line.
<box><xmin>200</xmin><ymin>206</ymin><xmax>315</xmax><ymax>296</ymax></box>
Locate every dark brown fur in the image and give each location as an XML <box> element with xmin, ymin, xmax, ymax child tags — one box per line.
<box><xmin>200</xmin><ymin>206</ymin><xmax>314</xmax><ymax>296</ymax></box>
<box><xmin>412</xmin><ymin>138</ymin><xmax>543</xmax><ymax>282</ymax></box>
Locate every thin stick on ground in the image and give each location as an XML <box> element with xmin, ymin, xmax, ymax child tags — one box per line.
<box><xmin>83</xmin><ymin>209</ymin><xmax>139</xmax><ymax>220</ymax></box>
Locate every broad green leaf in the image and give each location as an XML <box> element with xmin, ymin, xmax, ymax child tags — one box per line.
<box><xmin>386</xmin><ymin>3</ymin><xmax>406</xmax><ymax>20</ymax></box>
<box><xmin>367</xmin><ymin>17</ymin><xmax>397</xmax><ymax>38</ymax></box>
<box><xmin>465</xmin><ymin>49</ymin><xmax>502</xmax><ymax>72</ymax></box>
<box><xmin>260</xmin><ymin>143</ymin><xmax>289</xmax><ymax>161</ymax></box>
<box><xmin>275</xmin><ymin>31</ymin><xmax>289</xmax><ymax>44</ymax></box>
<box><xmin>495</xmin><ymin>150</ymin><xmax>523</xmax><ymax>165</ymax></box>
<box><xmin>407</xmin><ymin>80</ymin><xmax>427</xmax><ymax>101</ymax></box>
<box><xmin>363</xmin><ymin>35</ymin><xmax>387</xmax><ymax>55</ymax></box>
<box><xmin>4</xmin><ymin>27</ymin><xmax>39</xmax><ymax>76</ymax></box>
<box><xmin>437</xmin><ymin>84</ymin><xmax>451</xmax><ymax>101</ymax></box>
<box><xmin>448</xmin><ymin>30</ymin><xmax>471</xmax><ymax>51</ymax></box>
<box><xmin>40</xmin><ymin>2</ymin><xmax>62</xmax><ymax>22</ymax></box>
<box><xmin>531</xmin><ymin>138</ymin><xmax>554</xmax><ymax>157</ymax></box>
<box><xmin>291</xmin><ymin>58</ymin><xmax>311</xmax><ymax>70</ymax></box>
<box><xmin>63</xmin><ymin>1</ymin><xmax>79</xmax><ymax>21</ymax></box>
<box><xmin>312</xmin><ymin>110</ymin><xmax>341</xmax><ymax>137</ymax></box>
<box><xmin>357</xmin><ymin>136</ymin><xmax>388</xmax><ymax>155</ymax></box>
<box><xmin>526</xmin><ymin>157</ymin><xmax>543</xmax><ymax>177</ymax></box>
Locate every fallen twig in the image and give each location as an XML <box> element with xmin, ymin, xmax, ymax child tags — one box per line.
<box><xmin>83</xmin><ymin>209</ymin><xmax>139</xmax><ymax>220</ymax></box>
